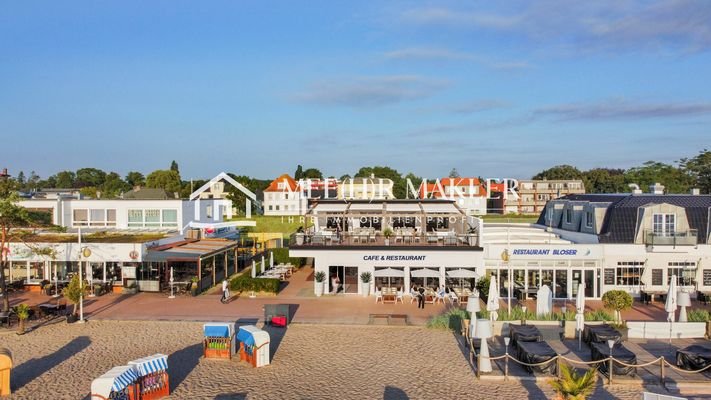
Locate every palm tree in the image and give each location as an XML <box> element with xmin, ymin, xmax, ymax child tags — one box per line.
<box><xmin>549</xmin><ymin>363</ymin><xmax>597</xmax><ymax>400</ymax></box>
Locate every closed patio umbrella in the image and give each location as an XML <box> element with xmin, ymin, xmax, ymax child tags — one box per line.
<box><xmin>261</xmin><ymin>255</ymin><xmax>265</xmax><ymax>275</ymax></box>
<box><xmin>486</xmin><ymin>276</ymin><xmax>499</xmax><ymax>322</ymax></box>
<box><xmin>251</xmin><ymin>260</ymin><xmax>256</xmax><ymax>278</ymax></box>
<box><xmin>575</xmin><ymin>282</ymin><xmax>586</xmax><ymax>350</ymax></box>
<box><xmin>270</xmin><ymin>252</ymin><xmax>274</xmax><ymax>269</ymax></box>
<box><xmin>666</xmin><ymin>275</ymin><xmax>678</xmax><ymax>322</ymax></box>
<box><xmin>536</xmin><ymin>285</ymin><xmax>552</xmax><ymax>316</ymax></box>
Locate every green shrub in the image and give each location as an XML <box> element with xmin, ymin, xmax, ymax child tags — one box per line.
<box><xmin>476</xmin><ymin>276</ymin><xmax>490</xmax><ymax>301</ymax></box>
<box><xmin>601</xmin><ymin>290</ymin><xmax>633</xmax><ymax>322</ymax></box>
<box><xmin>269</xmin><ymin>248</ymin><xmax>305</xmax><ymax>268</ymax></box>
<box><xmin>495</xmin><ymin>306</ymin><xmax>537</xmax><ymax>321</ymax></box>
<box><xmin>360</xmin><ymin>272</ymin><xmax>372</xmax><ymax>283</ymax></box>
<box><xmin>688</xmin><ymin>309</ymin><xmax>711</xmax><ymax>322</ymax></box>
<box><xmin>426</xmin><ymin>308</ymin><xmax>469</xmax><ymax>331</ymax></box>
<box><xmin>584</xmin><ymin>310</ymin><xmax>614</xmax><ymax>322</ymax></box>
<box><xmin>229</xmin><ymin>275</ymin><xmax>280</xmax><ymax>294</ymax></box>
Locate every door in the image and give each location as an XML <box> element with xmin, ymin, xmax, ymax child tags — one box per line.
<box><xmin>343</xmin><ymin>267</ymin><xmax>358</xmax><ymax>294</ymax></box>
<box><xmin>571</xmin><ymin>269</ymin><xmax>596</xmax><ymax>298</ymax></box>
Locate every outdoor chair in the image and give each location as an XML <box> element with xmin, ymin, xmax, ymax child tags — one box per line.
<box><xmin>448</xmin><ymin>292</ymin><xmax>459</xmax><ymax>305</ymax></box>
<box><xmin>409</xmin><ymin>289</ymin><xmax>419</xmax><ymax>304</ymax></box>
<box><xmin>374</xmin><ymin>289</ymin><xmax>383</xmax><ymax>303</ymax></box>
<box><xmin>434</xmin><ymin>292</ymin><xmax>446</xmax><ymax>304</ymax></box>
<box><xmin>395</xmin><ymin>290</ymin><xmax>404</xmax><ymax>304</ymax></box>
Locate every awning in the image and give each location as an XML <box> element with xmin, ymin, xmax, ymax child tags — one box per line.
<box><xmin>373</xmin><ymin>268</ymin><xmax>405</xmax><ymax>278</ymax></box>
<box><xmin>203</xmin><ymin>322</ymin><xmax>235</xmax><ymax>338</ymax></box>
<box><xmin>128</xmin><ymin>354</ymin><xmax>168</xmax><ymax>377</ymax></box>
<box><xmin>237</xmin><ymin>325</ymin><xmax>270</xmax><ymax>347</ymax></box>
<box><xmin>446</xmin><ymin>269</ymin><xmax>480</xmax><ymax>279</ymax></box>
<box><xmin>410</xmin><ymin>268</ymin><xmax>440</xmax><ymax>278</ymax></box>
<box><xmin>91</xmin><ymin>365</ymin><xmax>139</xmax><ymax>399</ymax></box>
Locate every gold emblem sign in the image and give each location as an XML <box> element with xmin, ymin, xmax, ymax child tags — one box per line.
<box><xmin>82</xmin><ymin>248</ymin><xmax>92</xmax><ymax>258</ymax></box>
<box><xmin>501</xmin><ymin>249</ymin><xmax>509</xmax><ymax>262</ymax></box>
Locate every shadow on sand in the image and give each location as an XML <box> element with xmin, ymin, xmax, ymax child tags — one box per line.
<box><xmin>12</xmin><ymin>335</ymin><xmax>92</xmax><ymax>390</ymax></box>
<box><xmin>383</xmin><ymin>386</ymin><xmax>410</xmax><ymax>400</ymax></box>
<box><xmin>168</xmin><ymin>343</ymin><xmax>202</xmax><ymax>392</ymax></box>
<box><xmin>214</xmin><ymin>393</ymin><xmax>247</xmax><ymax>400</ymax></box>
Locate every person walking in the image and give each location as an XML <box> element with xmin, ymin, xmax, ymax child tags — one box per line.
<box><xmin>417</xmin><ymin>285</ymin><xmax>425</xmax><ymax>309</ymax></box>
<box><xmin>220</xmin><ymin>279</ymin><xmax>230</xmax><ymax>304</ymax></box>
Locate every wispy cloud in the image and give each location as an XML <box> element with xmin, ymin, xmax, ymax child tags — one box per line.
<box><xmin>536</xmin><ymin>99</ymin><xmax>711</xmax><ymax>120</ymax></box>
<box><xmin>382</xmin><ymin>46</ymin><xmax>531</xmax><ymax>70</ymax></box>
<box><xmin>448</xmin><ymin>100</ymin><xmax>509</xmax><ymax>114</ymax></box>
<box><xmin>400</xmin><ymin>1</ymin><xmax>711</xmax><ymax>53</ymax></box>
<box><xmin>292</xmin><ymin>75</ymin><xmax>449</xmax><ymax>108</ymax></box>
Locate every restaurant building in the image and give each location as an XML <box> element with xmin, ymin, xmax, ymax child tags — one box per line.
<box><xmin>482</xmin><ymin>188</ymin><xmax>711</xmax><ymax>300</ymax></box>
<box><xmin>288</xmin><ymin>199</ymin><xmax>484</xmax><ymax>295</ymax></box>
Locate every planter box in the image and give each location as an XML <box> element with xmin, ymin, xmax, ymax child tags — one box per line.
<box><xmin>562</xmin><ymin>320</ymin><xmax>607</xmax><ymax>339</ymax></box>
<box><xmin>122</xmin><ymin>287</ymin><xmax>137</xmax><ymax>295</ymax></box>
<box><xmin>627</xmin><ymin>321</ymin><xmax>706</xmax><ymax>339</ymax></box>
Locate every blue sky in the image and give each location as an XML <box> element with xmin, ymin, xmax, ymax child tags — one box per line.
<box><xmin>2</xmin><ymin>0</ymin><xmax>710</xmax><ymax>181</ymax></box>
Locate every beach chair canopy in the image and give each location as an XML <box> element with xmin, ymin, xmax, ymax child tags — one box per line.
<box><xmin>0</xmin><ymin>348</ymin><xmax>12</xmax><ymax>369</ymax></box>
<box><xmin>237</xmin><ymin>325</ymin><xmax>270</xmax><ymax>347</ymax></box>
<box><xmin>203</xmin><ymin>322</ymin><xmax>235</xmax><ymax>338</ymax></box>
<box><xmin>127</xmin><ymin>354</ymin><xmax>168</xmax><ymax>377</ymax></box>
<box><xmin>91</xmin><ymin>365</ymin><xmax>139</xmax><ymax>399</ymax></box>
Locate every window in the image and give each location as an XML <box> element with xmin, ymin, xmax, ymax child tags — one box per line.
<box><xmin>268</xmin><ymin>205</ymin><xmax>273</xmax><ymax>211</ymax></box>
<box><xmin>145</xmin><ymin>209</ymin><xmax>160</xmax><ymax>227</ymax></box>
<box><xmin>586</xmin><ymin>211</ymin><xmax>593</xmax><ymax>228</ymax></box>
<box><xmin>668</xmin><ymin>262</ymin><xmax>696</xmax><ymax>286</ymax></box>
<box><xmin>206</xmin><ymin>205</ymin><xmax>213</xmax><ymax>219</ymax></box>
<box><xmin>162</xmin><ymin>209</ymin><xmax>178</xmax><ymax>227</ymax></box>
<box><xmin>73</xmin><ymin>209</ymin><xmax>88</xmax><ymax>226</ymax></box>
<box><xmin>128</xmin><ymin>209</ymin><xmax>143</xmax><ymax>227</ymax></box>
<box><xmin>616</xmin><ymin>261</ymin><xmax>643</xmax><ymax>285</ymax></box>
<box><xmin>653</xmin><ymin>213</ymin><xmax>676</xmax><ymax>236</ymax></box>
<box><xmin>107</xmin><ymin>209</ymin><xmax>117</xmax><ymax>226</ymax></box>
<box><xmin>565</xmin><ymin>209</ymin><xmax>572</xmax><ymax>224</ymax></box>
<box><xmin>275</xmin><ymin>205</ymin><xmax>280</xmax><ymax>211</ymax></box>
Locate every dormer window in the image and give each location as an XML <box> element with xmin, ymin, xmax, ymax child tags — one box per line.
<box><xmin>653</xmin><ymin>213</ymin><xmax>676</xmax><ymax>236</ymax></box>
<box><xmin>277</xmin><ymin>182</ymin><xmax>285</xmax><ymax>190</ymax></box>
<box><xmin>565</xmin><ymin>209</ymin><xmax>572</xmax><ymax>224</ymax></box>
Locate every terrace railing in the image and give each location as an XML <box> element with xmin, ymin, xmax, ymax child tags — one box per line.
<box><xmin>289</xmin><ymin>232</ymin><xmax>479</xmax><ymax>248</ymax></box>
<box><xmin>644</xmin><ymin>230</ymin><xmax>698</xmax><ymax>246</ymax></box>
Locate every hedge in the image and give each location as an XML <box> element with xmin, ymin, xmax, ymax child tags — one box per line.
<box><xmin>268</xmin><ymin>248</ymin><xmax>305</xmax><ymax>268</ymax></box>
<box><xmin>230</xmin><ymin>274</ymin><xmax>280</xmax><ymax>294</ymax></box>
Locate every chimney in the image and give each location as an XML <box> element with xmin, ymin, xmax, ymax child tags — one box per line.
<box><xmin>690</xmin><ymin>188</ymin><xmax>700</xmax><ymax>195</ymax></box>
<box><xmin>628</xmin><ymin>183</ymin><xmax>642</xmax><ymax>195</ymax></box>
<box><xmin>649</xmin><ymin>183</ymin><xmax>665</xmax><ymax>195</ymax></box>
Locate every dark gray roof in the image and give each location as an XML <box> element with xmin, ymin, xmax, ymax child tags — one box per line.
<box><xmin>123</xmin><ymin>188</ymin><xmax>176</xmax><ymax>200</ymax></box>
<box><xmin>537</xmin><ymin>194</ymin><xmax>711</xmax><ymax>244</ymax></box>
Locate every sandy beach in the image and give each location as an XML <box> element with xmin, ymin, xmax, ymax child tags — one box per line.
<box><xmin>0</xmin><ymin>320</ymin><xmax>660</xmax><ymax>400</ymax></box>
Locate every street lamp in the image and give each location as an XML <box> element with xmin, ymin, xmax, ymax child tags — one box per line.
<box><xmin>607</xmin><ymin>339</ymin><xmax>615</xmax><ymax>384</ymax></box>
<box><xmin>504</xmin><ymin>336</ymin><xmax>510</xmax><ymax>380</ymax></box>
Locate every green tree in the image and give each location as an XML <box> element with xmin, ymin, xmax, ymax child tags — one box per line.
<box><xmin>601</xmin><ymin>290</ymin><xmax>633</xmax><ymax>322</ymax></box>
<box><xmin>549</xmin><ymin>363</ymin><xmax>597</xmax><ymax>400</ymax></box>
<box><xmin>125</xmin><ymin>171</ymin><xmax>145</xmax><ymax>187</ymax></box>
<box><xmin>624</xmin><ymin>161</ymin><xmax>693</xmax><ymax>194</ymax></box>
<box><xmin>79</xmin><ymin>186</ymin><xmax>98</xmax><ymax>199</ymax></box>
<box><xmin>16</xmin><ymin>171</ymin><xmax>26</xmax><ymax>187</ymax></box>
<box><xmin>101</xmin><ymin>172</ymin><xmax>130</xmax><ymax>198</ymax></box>
<box><xmin>404</xmin><ymin>172</ymin><xmax>423</xmax><ymax>198</ymax></box>
<box><xmin>27</xmin><ymin>171</ymin><xmax>40</xmax><ymax>191</ymax></box>
<box><xmin>53</xmin><ymin>171</ymin><xmax>75</xmax><ymax>188</ymax></box>
<box><xmin>355</xmin><ymin>166</ymin><xmax>405</xmax><ymax>198</ymax></box>
<box><xmin>448</xmin><ymin>168</ymin><xmax>460</xmax><ymax>178</ymax></box>
<box><xmin>339</xmin><ymin>174</ymin><xmax>351</xmax><ymax>181</ymax></box>
<box><xmin>532</xmin><ymin>165</ymin><xmax>584</xmax><ymax>181</ymax></box>
<box><xmin>225</xmin><ymin>174</ymin><xmax>270</xmax><ymax>217</ymax></box>
<box><xmin>75</xmin><ymin>168</ymin><xmax>107</xmax><ymax>188</ymax></box>
<box><xmin>302</xmin><ymin>168</ymin><xmax>323</xmax><ymax>179</ymax></box>
<box><xmin>680</xmin><ymin>149</ymin><xmax>711</xmax><ymax>194</ymax></box>
<box><xmin>583</xmin><ymin>168</ymin><xmax>626</xmax><ymax>193</ymax></box>
<box><xmin>62</xmin><ymin>274</ymin><xmax>89</xmax><ymax>316</ymax></box>
<box><xmin>145</xmin><ymin>170</ymin><xmax>182</xmax><ymax>194</ymax></box>
<box><xmin>170</xmin><ymin>160</ymin><xmax>180</xmax><ymax>174</ymax></box>
<box><xmin>0</xmin><ymin>191</ymin><xmax>31</xmax><ymax>311</ymax></box>
<box><xmin>294</xmin><ymin>165</ymin><xmax>303</xmax><ymax>180</ymax></box>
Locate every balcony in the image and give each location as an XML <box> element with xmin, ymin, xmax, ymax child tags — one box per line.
<box><xmin>644</xmin><ymin>230</ymin><xmax>698</xmax><ymax>246</ymax></box>
<box><xmin>289</xmin><ymin>231</ymin><xmax>479</xmax><ymax>248</ymax></box>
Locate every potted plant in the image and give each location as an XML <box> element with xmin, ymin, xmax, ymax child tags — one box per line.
<box><xmin>190</xmin><ymin>276</ymin><xmax>199</xmax><ymax>296</ymax></box>
<box><xmin>360</xmin><ymin>272</ymin><xmax>372</xmax><ymax>297</ymax></box>
<box><xmin>15</xmin><ymin>303</ymin><xmax>30</xmax><ymax>335</ymax></box>
<box><xmin>62</xmin><ymin>274</ymin><xmax>88</xmax><ymax>323</ymax></box>
<box><xmin>122</xmin><ymin>282</ymin><xmax>138</xmax><ymax>295</ymax></box>
<box><xmin>295</xmin><ymin>227</ymin><xmax>305</xmax><ymax>245</ymax></box>
<box><xmin>467</xmin><ymin>227</ymin><xmax>477</xmax><ymax>246</ymax></box>
<box><xmin>383</xmin><ymin>228</ymin><xmax>393</xmax><ymax>245</ymax></box>
<box><xmin>314</xmin><ymin>271</ymin><xmax>326</xmax><ymax>297</ymax></box>
<box><xmin>549</xmin><ymin>363</ymin><xmax>597</xmax><ymax>400</ymax></box>
<box><xmin>601</xmin><ymin>290</ymin><xmax>632</xmax><ymax>323</ymax></box>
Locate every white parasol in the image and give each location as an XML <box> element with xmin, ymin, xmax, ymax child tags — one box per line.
<box><xmin>486</xmin><ymin>276</ymin><xmax>499</xmax><ymax>322</ymax></box>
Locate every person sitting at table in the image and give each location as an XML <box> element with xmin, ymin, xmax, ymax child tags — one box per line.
<box><xmin>331</xmin><ymin>274</ymin><xmax>340</xmax><ymax>294</ymax></box>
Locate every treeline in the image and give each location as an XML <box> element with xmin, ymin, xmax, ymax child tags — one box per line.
<box><xmin>532</xmin><ymin>149</ymin><xmax>710</xmax><ymax>194</ymax></box>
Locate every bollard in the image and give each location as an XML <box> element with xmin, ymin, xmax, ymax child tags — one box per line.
<box><xmin>608</xmin><ymin>357</ymin><xmax>613</xmax><ymax>385</ymax></box>
<box><xmin>556</xmin><ymin>356</ymin><xmax>562</xmax><ymax>379</ymax></box>
<box><xmin>476</xmin><ymin>352</ymin><xmax>481</xmax><ymax>379</ymax></box>
<box><xmin>660</xmin><ymin>358</ymin><xmax>665</xmax><ymax>388</ymax></box>
<box><xmin>505</xmin><ymin>353</ymin><xmax>509</xmax><ymax>380</ymax></box>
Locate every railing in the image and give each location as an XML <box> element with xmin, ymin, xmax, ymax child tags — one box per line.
<box><xmin>289</xmin><ymin>232</ymin><xmax>479</xmax><ymax>248</ymax></box>
<box><xmin>644</xmin><ymin>230</ymin><xmax>698</xmax><ymax>246</ymax></box>
<box><xmin>467</xmin><ymin>337</ymin><xmax>711</xmax><ymax>387</ymax></box>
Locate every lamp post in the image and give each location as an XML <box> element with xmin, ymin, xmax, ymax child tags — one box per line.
<box><xmin>678</xmin><ymin>290</ymin><xmax>691</xmax><ymax>322</ymax></box>
<box><xmin>504</xmin><ymin>336</ymin><xmax>510</xmax><ymax>380</ymax></box>
<box><xmin>607</xmin><ymin>339</ymin><xmax>615</xmax><ymax>385</ymax></box>
<box><xmin>521</xmin><ymin>305</ymin><xmax>527</xmax><ymax>325</ymax></box>
<box><xmin>168</xmin><ymin>266</ymin><xmax>175</xmax><ymax>299</ymax></box>
<box><xmin>77</xmin><ymin>228</ymin><xmax>85</xmax><ymax>324</ymax></box>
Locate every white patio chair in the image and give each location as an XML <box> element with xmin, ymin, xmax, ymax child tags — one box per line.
<box><xmin>395</xmin><ymin>290</ymin><xmax>404</xmax><ymax>304</ymax></box>
<box><xmin>448</xmin><ymin>292</ymin><xmax>459</xmax><ymax>305</ymax></box>
<box><xmin>409</xmin><ymin>289</ymin><xmax>419</xmax><ymax>304</ymax></box>
<box><xmin>434</xmin><ymin>291</ymin><xmax>446</xmax><ymax>304</ymax></box>
<box><xmin>374</xmin><ymin>289</ymin><xmax>383</xmax><ymax>303</ymax></box>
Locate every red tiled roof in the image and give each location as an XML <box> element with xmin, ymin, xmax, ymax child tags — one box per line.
<box><xmin>264</xmin><ymin>174</ymin><xmax>298</xmax><ymax>192</ymax></box>
<box><xmin>418</xmin><ymin>177</ymin><xmax>487</xmax><ymax>198</ymax></box>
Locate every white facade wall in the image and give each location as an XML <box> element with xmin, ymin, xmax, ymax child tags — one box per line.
<box><xmin>263</xmin><ymin>191</ymin><xmax>307</xmax><ymax>216</ymax></box>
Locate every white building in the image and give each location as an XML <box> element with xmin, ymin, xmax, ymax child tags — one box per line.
<box><xmin>262</xmin><ymin>174</ymin><xmax>308</xmax><ymax>216</ymax></box>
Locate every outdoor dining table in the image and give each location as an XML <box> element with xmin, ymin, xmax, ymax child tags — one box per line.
<box><xmin>381</xmin><ymin>287</ymin><xmax>397</xmax><ymax>303</ymax></box>
<box><xmin>424</xmin><ymin>289</ymin><xmax>436</xmax><ymax>304</ymax></box>
<box><xmin>453</xmin><ymin>288</ymin><xmax>471</xmax><ymax>304</ymax></box>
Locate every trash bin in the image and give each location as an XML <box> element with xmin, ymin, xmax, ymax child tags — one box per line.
<box><xmin>203</xmin><ymin>322</ymin><xmax>236</xmax><ymax>360</ymax></box>
<box><xmin>0</xmin><ymin>348</ymin><xmax>12</xmax><ymax>396</ymax></box>
<box><xmin>236</xmin><ymin>325</ymin><xmax>270</xmax><ymax>367</ymax></box>
<box><xmin>91</xmin><ymin>365</ymin><xmax>139</xmax><ymax>400</ymax></box>
<box><xmin>127</xmin><ymin>354</ymin><xmax>169</xmax><ymax>400</ymax></box>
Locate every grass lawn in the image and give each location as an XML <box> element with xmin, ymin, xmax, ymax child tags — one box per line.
<box><xmin>229</xmin><ymin>215</ymin><xmax>311</xmax><ymax>238</ymax></box>
<box><xmin>480</xmin><ymin>214</ymin><xmax>539</xmax><ymax>224</ymax></box>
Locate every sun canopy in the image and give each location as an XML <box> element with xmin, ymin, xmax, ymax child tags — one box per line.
<box><xmin>127</xmin><ymin>354</ymin><xmax>168</xmax><ymax>377</ymax></box>
<box><xmin>237</xmin><ymin>325</ymin><xmax>270</xmax><ymax>348</ymax></box>
<box><xmin>410</xmin><ymin>268</ymin><xmax>440</xmax><ymax>278</ymax></box>
<box><xmin>446</xmin><ymin>269</ymin><xmax>479</xmax><ymax>279</ymax></box>
<box><xmin>91</xmin><ymin>365</ymin><xmax>139</xmax><ymax>399</ymax></box>
<box><xmin>203</xmin><ymin>322</ymin><xmax>235</xmax><ymax>338</ymax></box>
<box><xmin>373</xmin><ymin>268</ymin><xmax>405</xmax><ymax>278</ymax></box>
